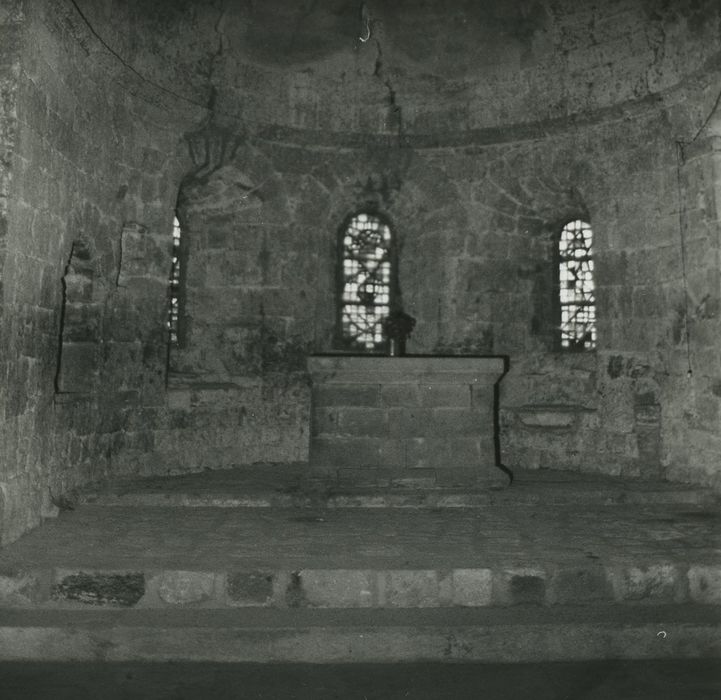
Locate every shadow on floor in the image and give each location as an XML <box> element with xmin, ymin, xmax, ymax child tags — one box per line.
<box><xmin>0</xmin><ymin>659</ymin><xmax>719</xmax><ymax>700</ymax></box>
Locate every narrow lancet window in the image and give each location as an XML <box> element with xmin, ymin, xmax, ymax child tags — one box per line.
<box><xmin>339</xmin><ymin>212</ymin><xmax>394</xmax><ymax>351</ymax></box>
<box><xmin>559</xmin><ymin>219</ymin><xmax>596</xmax><ymax>350</ymax></box>
<box><xmin>167</xmin><ymin>215</ymin><xmax>182</xmax><ymax>344</ymax></box>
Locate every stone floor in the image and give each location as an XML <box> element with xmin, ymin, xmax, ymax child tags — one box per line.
<box><xmin>0</xmin><ymin>467</ymin><xmax>718</xmax><ymax>664</ymax></box>
<box><xmin>1</xmin><ymin>659</ymin><xmax>720</xmax><ymax>700</ymax></box>
<box><xmin>3</xmin><ymin>489</ymin><xmax>720</xmax><ymax>573</ymax></box>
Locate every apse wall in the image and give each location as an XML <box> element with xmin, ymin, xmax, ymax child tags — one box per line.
<box><xmin>1</xmin><ymin>0</ymin><xmax>721</xmax><ymax>545</ymax></box>
<box><xmin>133</xmin><ymin>93</ymin><xmax>719</xmax><ymax>492</ymax></box>
<box><xmin>0</xmin><ymin>1</ymin><xmax>199</xmax><ymax>544</ymax></box>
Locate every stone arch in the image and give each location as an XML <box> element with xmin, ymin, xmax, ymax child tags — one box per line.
<box><xmin>170</xmin><ymin>129</ymin><xmax>300</xmax><ymax>379</ymax></box>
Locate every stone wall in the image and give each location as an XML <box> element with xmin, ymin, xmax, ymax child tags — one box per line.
<box><xmin>2</xmin><ymin>0</ymin><xmax>721</xmax><ymax>546</ymax></box>
<box><xmin>0</xmin><ymin>1</ymin><xmax>23</xmax><ymax>540</ymax></box>
<box><xmin>70</xmin><ymin>0</ymin><xmax>721</xmax><ymax>138</ymax></box>
<box><xmin>0</xmin><ymin>0</ymin><xmax>201</xmax><ymax>544</ymax></box>
<box><xmin>135</xmin><ymin>93</ymin><xmax>720</xmax><ymax>490</ymax></box>
<box><xmin>661</xmin><ymin>135</ymin><xmax>721</xmax><ymax>489</ymax></box>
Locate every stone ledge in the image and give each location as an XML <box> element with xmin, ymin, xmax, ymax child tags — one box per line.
<box><xmin>308</xmin><ymin>355</ymin><xmax>507</xmax><ymax>384</ymax></box>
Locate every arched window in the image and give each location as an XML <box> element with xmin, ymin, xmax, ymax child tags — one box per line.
<box><xmin>338</xmin><ymin>211</ymin><xmax>395</xmax><ymax>351</ymax></box>
<box><xmin>167</xmin><ymin>215</ymin><xmax>182</xmax><ymax>344</ymax></box>
<box><xmin>559</xmin><ymin>219</ymin><xmax>596</xmax><ymax>350</ymax></box>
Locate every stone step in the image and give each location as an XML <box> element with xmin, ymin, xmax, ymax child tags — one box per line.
<box><xmin>1</xmin><ymin>501</ymin><xmax>718</xmax><ymax>611</ymax></box>
<box><xmin>76</xmin><ymin>466</ymin><xmax>720</xmax><ymax>508</ymax></box>
<box><xmin>2</xmin><ymin>561</ymin><xmax>720</xmax><ymax>610</ymax></box>
<box><xmin>0</xmin><ymin>605</ymin><xmax>718</xmax><ymax>663</ymax></box>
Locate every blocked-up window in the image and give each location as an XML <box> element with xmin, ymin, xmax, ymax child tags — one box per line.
<box><xmin>167</xmin><ymin>216</ymin><xmax>182</xmax><ymax>344</ymax></box>
<box><xmin>339</xmin><ymin>212</ymin><xmax>394</xmax><ymax>350</ymax></box>
<box><xmin>559</xmin><ymin>219</ymin><xmax>596</xmax><ymax>350</ymax></box>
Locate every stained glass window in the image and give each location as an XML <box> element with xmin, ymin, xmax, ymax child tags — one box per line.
<box><xmin>559</xmin><ymin>219</ymin><xmax>596</xmax><ymax>350</ymax></box>
<box><xmin>339</xmin><ymin>212</ymin><xmax>394</xmax><ymax>350</ymax></box>
<box><xmin>167</xmin><ymin>215</ymin><xmax>182</xmax><ymax>344</ymax></box>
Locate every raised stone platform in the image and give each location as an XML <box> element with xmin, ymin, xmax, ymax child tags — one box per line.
<box><xmin>0</xmin><ymin>468</ymin><xmax>718</xmax><ymax>663</ymax></box>
<box><xmin>0</xmin><ymin>467</ymin><xmax>717</xmax><ymax>664</ymax></box>
<box><xmin>308</xmin><ymin>355</ymin><xmax>508</xmax><ymax>487</ymax></box>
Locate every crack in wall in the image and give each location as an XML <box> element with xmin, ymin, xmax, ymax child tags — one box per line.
<box><xmin>183</xmin><ymin>128</ymin><xmax>243</xmax><ymax>186</ymax></box>
<box><xmin>372</xmin><ymin>37</ymin><xmax>402</xmax><ymax>138</ymax></box>
<box><xmin>53</xmin><ymin>242</ymin><xmax>76</xmax><ymax>394</ymax></box>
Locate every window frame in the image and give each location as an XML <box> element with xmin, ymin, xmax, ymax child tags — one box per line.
<box><xmin>167</xmin><ymin>213</ymin><xmax>187</xmax><ymax>348</ymax></box>
<box><xmin>554</xmin><ymin>218</ymin><xmax>596</xmax><ymax>352</ymax></box>
<box><xmin>335</xmin><ymin>209</ymin><xmax>399</xmax><ymax>352</ymax></box>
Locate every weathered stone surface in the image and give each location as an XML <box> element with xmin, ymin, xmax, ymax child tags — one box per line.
<box><xmin>688</xmin><ymin>565</ymin><xmax>721</xmax><ymax>604</ymax></box>
<box><xmin>378</xmin><ymin>570</ymin><xmax>439</xmax><ymax>608</ymax></box>
<box><xmin>548</xmin><ymin>567</ymin><xmax>614</xmax><ymax>605</ymax></box>
<box><xmin>450</xmin><ymin>569</ymin><xmax>493</xmax><ymax>607</ymax></box>
<box><xmin>155</xmin><ymin>571</ymin><xmax>216</xmax><ymax>605</ymax></box>
<box><xmin>226</xmin><ymin>571</ymin><xmax>274</xmax><ymax>606</ymax></box>
<box><xmin>298</xmin><ymin>569</ymin><xmax>375</xmax><ymax>608</ymax></box>
<box><xmin>52</xmin><ymin>572</ymin><xmax>145</xmax><ymax>607</ymax></box>
<box><xmin>0</xmin><ymin>572</ymin><xmax>45</xmax><ymax>605</ymax></box>
<box><xmin>517</xmin><ymin>408</ymin><xmax>580</xmax><ymax>428</ymax></box>
<box><xmin>608</xmin><ymin>564</ymin><xmax>685</xmax><ymax>603</ymax></box>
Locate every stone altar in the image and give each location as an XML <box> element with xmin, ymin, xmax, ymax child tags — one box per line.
<box><xmin>308</xmin><ymin>355</ymin><xmax>508</xmax><ymax>488</ymax></box>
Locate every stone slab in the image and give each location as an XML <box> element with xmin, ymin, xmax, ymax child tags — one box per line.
<box><xmin>0</xmin><ymin>606</ymin><xmax>717</xmax><ymax>663</ymax></box>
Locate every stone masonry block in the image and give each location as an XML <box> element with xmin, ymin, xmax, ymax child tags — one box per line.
<box><xmin>52</xmin><ymin>571</ymin><xmax>145</xmax><ymax>607</ymax></box>
<box><xmin>387</xmin><ymin>408</ymin><xmax>433</xmax><ymax>438</ymax></box>
<box><xmin>688</xmin><ymin>565</ymin><xmax>721</xmax><ymax>603</ymax></box>
<box><xmin>299</xmin><ymin>570</ymin><xmax>374</xmax><ymax>608</ymax></box>
<box><xmin>167</xmin><ymin>389</ymin><xmax>191</xmax><ymax>411</ymax></box>
<box><xmin>312</xmin><ymin>384</ymin><xmax>380</xmax><ymax>408</ymax></box>
<box><xmin>471</xmin><ymin>384</ymin><xmax>498</xmax><ymax>410</ymax></box>
<box><xmin>0</xmin><ymin>572</ymin><xmax>46</xmax><ymax>605</ymax></box>
<box><xmin>511</xmin><ymin>575</ymin><xmax>547</xmax><ymax>605</ymax></box>
<box><xmin>405</xmin><ymin>438</ymin><xmax>448</xmax><ymax>470</ymax></box>
<box><xmin>447</xmin><ymin>437</ymin><xmax>483</xmax><ymax>468</ymax></box>
<box><xmin>337</xmin><ymin>408</ymin><xmax>387</xmax><ymax>437</ymax></box>
<box><xmin>518</xmin><ymin>408</ymin><xmax>578</xmax><ymax>428</ymax></box>
<box><xmin>607</xmin><ymin>564</ymin><xmax>685</xmax><ymax>603</ymax></box>
<box><xmin>451</xmin><ymin>569</ymin><xmax>493</xmax><ymax>606</ymax></box>
<box><xmin>421</xmin><ymin>384</ymin><xmax>471</xmax><ymax>407</ymax></box>
<box><xmin>491</xmin><ymin>568</ymin><xmax>547</xmax><ymax>606</ymax></box>
<box><xmin>226</xmin><ymin>571</ymin><xmax>274</xmax><ymax>606</ymax></box>
<box><xmin>154</xmin><ymin>570</ymin><xmax>217</xmax><ymax>605</ymax></box>
<box><xmin>379</xmin><ymin>439</ymin><xmax>405</xmax><ymax>469</ymax></box>
<box><xmin>311</xmin><ymin>407</ymin><xmax>338</xmax><ymax>437</ymax></box>
<box><xmin>56</xmin><ymin>342</ymin><xmax>97</xmax><ymax>393</ymax></box>
<box><xmin>405</xmin><ymin>437</ymin><xmax>482</xmax><ymax>470</ymax></box>
<box><xmin>429</xmin><ymin>408</ymin><xmax>483</xmax><ymax>437</ymax></box>
<box><xmin>381</xmin><ymin>384</ymin><xmax>421</xmax><ymax>407</ymax></box>
<box><xmin>310</xmin><ymin>437</ymin><xmax>380</xmax><ymax>468</ymax></box>
<box><xmin>118</xmin><ymin>222</ymin><xmax>169</xmax><ymax>284</ymax></box>
<box><xmin>548</xmin><ymin>567</ymin><xmax>614</xmax><ymax>604</ymax></box>
<box><xmin>378</xmin><ymin>570</ymin><xmax>439</xmax><ymax>607</ymax></box>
